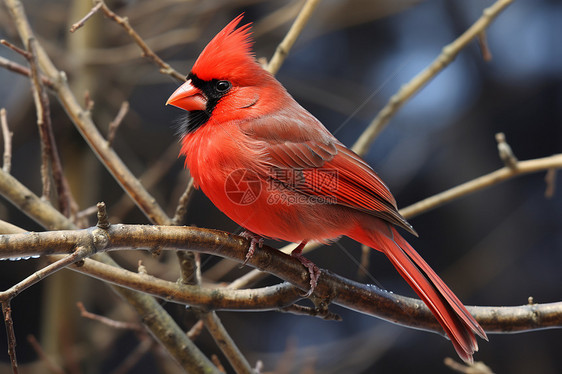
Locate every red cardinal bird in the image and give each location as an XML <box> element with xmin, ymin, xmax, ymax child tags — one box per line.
<box><xmin>167</xmin><ymin>15</ymin><xmax>487</xmax><ymax>362</ymax></box>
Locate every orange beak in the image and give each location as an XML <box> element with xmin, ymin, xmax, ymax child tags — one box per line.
<box><xmin>166</xmin><ymin>80</ymin><xmax>207</xmax><ymax>111</ymax></box>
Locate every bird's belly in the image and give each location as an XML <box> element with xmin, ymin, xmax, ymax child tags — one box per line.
<box><xmin>199</xmin><ymin>173</ymin><xmax>356</xmax><ymax>243</ymax></box>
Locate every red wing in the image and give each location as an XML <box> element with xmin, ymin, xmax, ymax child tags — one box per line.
<box><xmin>240</xmin><ymin>102</ymin><xmax>415</xmax><ymax>235</ymax></box>
<box><xmin>297</xmin><ymin>145</ymin><xmax>416</xmax><ymax>235</ymax></box>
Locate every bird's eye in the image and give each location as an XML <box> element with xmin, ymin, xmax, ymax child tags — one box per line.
<box><xmin>215</xmin><ymin>80</ymin><xmax>231</xmax><ymax>93</ymax></box>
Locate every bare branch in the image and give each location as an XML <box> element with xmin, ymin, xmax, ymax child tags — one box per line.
<box><xmin>27</xmin><ymin>37</ymin><xmax>77</xmax><ymax>217</ymax></box>
<box><xmin>0</xmin><ymin>55</ymin><xmax>54</xmax><ymax>89</ymax></box>
<box><xmin>199</xmin><ymin>312</ymin><xmax>254</xmax><ymax>374</ymax></box>
<box><xmin>2</xmin><ymin>301</ymin><xmax>18</xmax><ymax>374</ymax></box>
<box><xmin>400</xmin><ymin>153</ymin><xmax>562</xmax><ymax>219</ymax></box>
<box><xmin>0</xmin><ymin>225</ymin><xmax>561</xmax><ymax>336</ymax></box>
<box><xmin>0</xmin><ymin>245</ymin><xmax>96</xmax><ymax>302</ymax></box>
<box><xmin>0</xmin><ymin>168</ymin><xmax>215</xmax><ymax>372</ymax></box>
<box><xmin>27</xmin><ymin>37</ymin><xmax>52</xmax><ymax>201</ymax></box>
<box><xmin>266</xmin><ymin>0</ymin><xmax>322</xmax><ymax>75</ymax></box>
<box><xmin>76</xmin><ymin>302</ymin><xmax>143</xmax><ymax>332</ymax></box>
<box><xmin>0</xmin><ymin>39</ymin><xmax>30</xmax><ymax>58</ymax></box>
<box><xmin>544</xmin><ymin>168</ymin><xmax>557</xmax><ymax>198</ymax></box>
<box><xmin>83</xmin><ymin>90</ymin><xmax>94</xmax><ymax>112</ymax></box>
<box><xmin>0</xmin><ymin>108</ymin><xmax>12</xmax><ymax>173</ymax></box>
<box><xmin>4</xmin><ymin>0</ymin><xmax>172</xmax><ymax>226</ymax></box>
<box><xmin>26</xmin><ymin>335</ymin><xmax>65</xmax><ymax>374</ymax></box>
<box><xmin>477</xmin><ymin>32</ymin><xmax>493</xmax><ymax>62</ymax></box>
<box><xmin>95</xmin><ymin>0</ymin><xmax>184</xmax><ymax>81</ymax></box>
<box><xmin>187</xmin><ymin>319</ymin><xmax>204</xmax><ymax>341</ymax></box>
<box><xmin>172</xmin><ymin>177</ymin><xmax>195</xmax><ymax>225</ymax></box>
<box><xmin>352</xmin><ymin>0</ymin><xmax>514</xmax><ymax>155</ymax></box>
<box><xmin>69</xmin><ymin>1</ymin><xmax>103</xmax><ymax>33</ymax></box>
<box><xmin>106</xmin><ymin>101</ymin><xmax>129</xmax><ymax>146</ymax></box>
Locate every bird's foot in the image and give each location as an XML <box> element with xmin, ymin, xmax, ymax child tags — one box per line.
<box><xmin>291</xmin><ymin>241</ymin><xmax>320</xmax><ymax>297</ymax></box>
<box><xmin>240</xmin><ymin>230</ymin><xmax>264</xmax><ymax>266</ymax></box>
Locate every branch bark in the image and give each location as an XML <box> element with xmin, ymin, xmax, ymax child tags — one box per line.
<box><xmin>0</xmin><ymin>224</ymin><xmax>561</xmax><ymax>336</ymax></box>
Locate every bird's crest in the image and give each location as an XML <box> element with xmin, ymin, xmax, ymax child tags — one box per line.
<box><xmin>191</xmin><ymin>14</ymin><xmax>260</xmax><ymax>83</ymax></box>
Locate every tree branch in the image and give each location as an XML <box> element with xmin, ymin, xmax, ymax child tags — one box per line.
<box><xmin>0</xmin><ymin>108</ymin><xmax>12</xmax><ymax>173</ymax></box>
<box><xmin>93</xmin><ymin>0</ymin><xmax>185</xmax><ymax>81</ymax></box>
<box><xmin>0</xmin><ymin>224</ymin><xmax>560</xmax><ymax>336</ymax></box>
<box><xmin>266</xmin><ymin>0</ymin><xmax>322</xmax><ymax>75</ymax></box>
<box><xmin>0</xmin><ymin>55</ymin><xmax>55</xmax><ymax>88</ymax></box>
<box><xmin>0</xmin><ymin>169</ymin><xmax>217</xmax><ymax>372</ymax></box>
<box><xmin>3</xmin><ymin>0</ymin><xmax>172</xmax><ymax>226</ymax></box>
<box><xmin>352</xmin><ymin>0</ymin><xmax>514</xmax><ymax>155</ymax></box>
<box><xmin>399</xmin><ymin>153</ymin><xmax>562</xmax><ymax>219</ymax></box>
<box><xmin>1</xmin><ymin>301</ymin><xmax>18</xmax><ymax>373</ymax></box>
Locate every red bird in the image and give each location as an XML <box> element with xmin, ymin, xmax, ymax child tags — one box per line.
<box><xmin>167</xmin><ymin>15</ymin><xmax>487</xmax><ymax>362</ymax></box>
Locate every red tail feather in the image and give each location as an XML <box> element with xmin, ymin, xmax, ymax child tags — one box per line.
<box><xmin>351</xmin><ymin>221</ymin><xmax>487</xmax><ymax>363</ymax></box>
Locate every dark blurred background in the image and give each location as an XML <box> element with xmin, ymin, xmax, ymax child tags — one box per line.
<box><xmin>0</xmin><ymin>0</ymin><xmax>561</xmax><ymax>373</ymax></box>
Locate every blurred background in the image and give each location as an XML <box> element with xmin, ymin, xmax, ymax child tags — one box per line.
<box><xmin>0</xmin><ymin>0</ymin><xmax>561</xmax><ymax>373</ymax></box>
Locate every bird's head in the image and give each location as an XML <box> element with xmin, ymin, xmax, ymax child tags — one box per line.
<box><xmin>167</xmin><ymin>14</ymin><xmax>280</xmax><ymax>135</ymax></box>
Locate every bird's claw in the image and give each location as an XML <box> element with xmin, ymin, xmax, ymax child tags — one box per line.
<box><xmin>291</xmin><ymin>251</ymin><xmax>320</xmax><ymax>297</ymax></box>
<box><xmin>240</xmin><ymin>231</ymin><xmax>264</xmax><ymax>266</ymax></box>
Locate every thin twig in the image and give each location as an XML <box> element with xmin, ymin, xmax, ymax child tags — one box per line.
<box><xmin>107</xmin><ymin>101</ymin><xmax>129</xmax><ymax>146</ymax></box>
<box><xmin>95</xmin><ymin>0</ymin><xmax>184</xmax><ymax>81</ymax></box>
<box><xmin>84</xmin><ymin>90</ymin><xmax>94</xmax><ymax>112</ymax></box>
<box><xmin>0</xmin><ymin>55</ymin><xmax>54</xmax><ymax>89</ymax></box>
<box><xmin>187</xmin><ymin>319</ymin><xmax>205</xmax><ymax>340</ymax></box>
<box><xmin>266</xmin><ymin>0</ymin><xmax>322</xmax><ymax>75</ymax></box>
<box><xmin>495</xmin><ymin>132</ymin><xmax>518</xmax><ymax>169</ymax></box>
<box><xmin>544</xmin><ymin>168</ymin><xmax>557</xmax><ymax>198</ymax></box>
<box><xmin>26</xmin><ymin>38</ymin><xmax>52</xmax><ymax>200</ymax></box>
<box><xmin>199</xmin><ymin>312</ymin><xmax>254</xmax><ymax>374</ymax></box>
<box><xmin>399</xmin><ymin>153</ymin><xmax>562</xmax><ymax>219</ymax></box>
<box><xmin>0</xmin><ymin>246</ymin><xmax>96</xmax><ymax>302</ymax></box>
<box><xmin>352</xmin><ymin>0</ymin><xmax>514</xmax><ymax>155</ymax></box>
<box><xmin>69</xmin><ymin>1</ymin><xmax>103</xmax><ymax>33</ymax></box>
<box><xmin>211</xmin><ymin>355</ymin><xmax>226</xmax><ymax>374</ymax></box>
<box><xmin>0</xmin><ymin>108</ymin><xmax>12</xmax><ymax>173</ymax></box>
<box><xmin>2</xmin><ymin>301</ymin><xmax>18</xmax><ymax>374</ymax></box>
<box><xmin>27</xmin><ymin>335</ymin><xmax>65</xmax><ymax>374</ymax></box>
<box><xmin>172</xmin><ymin>177</ymin><xmax>195</xmax><ymax>225</ymax></box>
<box><xmin>0</xmin><ymin>39</ymin><xmax>30</xmax><ymax>58</ymax></box>
<box><xmin>27</xmin><ymin>38</ymin><xmax>76</xmax><ymax>217</ymax></box>
<box><xmin>477</xmin><ymin>32</ymin><xmax>493</xmax><ymax>62</ymax></box>
<box><xmin>76</xmin><ymin>302</ymin><xmax>143</xmax><ymax>332</ymax></box>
